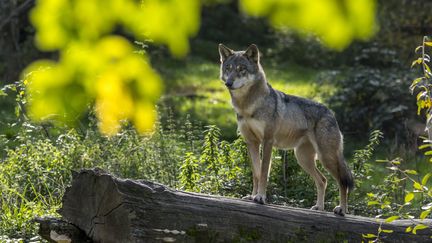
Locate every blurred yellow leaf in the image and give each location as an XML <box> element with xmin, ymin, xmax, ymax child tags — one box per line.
<box><xmin>140</xmin><ymin>0</ymin><xmax>201</xmax><ymax>56</ymax></box>
<box><xmin>134</xmin><ymin>102</ymin><xmax>157</xmax><ymax>133</ymax></box>
<box><xmin>240</xmin><ymin>0</ymin><xmax>376</xmax><ymax>50</ymax></box>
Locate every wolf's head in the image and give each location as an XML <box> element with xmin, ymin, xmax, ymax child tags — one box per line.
<box><xmin>218</xmin><ymin>44</ymin><xmax>263</xmax><ymax>90</ymax></box>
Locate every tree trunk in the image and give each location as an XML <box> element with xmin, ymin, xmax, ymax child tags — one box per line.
<box><xmin>39</xmin><ymin>168</ymin><xmax>431</xmax><ymax>242</ymax></box>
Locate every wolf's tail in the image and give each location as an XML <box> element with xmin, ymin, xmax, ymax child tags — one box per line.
<box><xmin>339</xmin><ymin>157</ymin><xmax>354</xmax><ymax>193</ymax></box>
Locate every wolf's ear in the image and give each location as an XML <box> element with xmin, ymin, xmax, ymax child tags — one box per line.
<box><xmin>244</xmin><ymin>44</ymin><xmax>259</xmax><ymax>63</ymax></box>
<box><xmin>218</xmin><ymin>44</ymin><xmax>233</xmax><ymax>63</ymax></box>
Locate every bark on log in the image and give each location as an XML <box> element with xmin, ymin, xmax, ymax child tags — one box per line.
<box><xmin>34</xmin><ymin>217</ymin><xmax>91</xmax><ymax>242</ymax></box>
<box><xmin>47</xmin><ymin>168</ymin><xmax>431</xmax><ymax>242</ymax></box>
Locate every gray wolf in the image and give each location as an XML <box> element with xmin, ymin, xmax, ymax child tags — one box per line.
<box><xmin>218</xmin><ymin>44</ymin><xmax>354</xmax><ymax>216</ymax></box>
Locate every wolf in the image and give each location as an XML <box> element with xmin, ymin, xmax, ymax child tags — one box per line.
<box><xmin>218</xmin><ymin>44</ymin><xmax>354</xmax><ymax>216</ymax></box>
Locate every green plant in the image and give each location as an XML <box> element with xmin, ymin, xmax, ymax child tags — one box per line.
<box><xmin>411</xmin><ymin>36</ymin><xmax>432</xmax><ymax>139</ymax></box>
<box><xmin>349</xmin><ymin>130</ymin><xmax>383</xmax><ymax>215</ymax></box>
<box><xmin>364</xmin><ymin>158</ymin><xmax>431</xmax><ymax>242</ymax></box>
<box><xmin>179</xmin><ymin>152</ymin><xmax>200</xmax><ymax>192</ymax></box>
<box><xmin>200</xmin><ymin>125</ymin><xmax>222</xmax><ymax>192</ymax></box>
<box><xmin>0</xmin><ymin>138</ymin><xmax>68</xmax><ymax>237</ymax></box>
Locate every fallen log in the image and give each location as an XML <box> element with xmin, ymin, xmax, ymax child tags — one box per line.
<box><xmin>34</xmin><ymin>217</ymin><xmax>91</xmax><ymax>242</ymax></box>
<box><xmin>38</xmin><ymin>168</ymin><xmax>431</xmax><ymax>242</ymax></box>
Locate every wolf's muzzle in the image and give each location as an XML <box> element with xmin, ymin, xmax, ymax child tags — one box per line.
<box><xmin>225</xmin><ymin>75</ymin><xmax>234</xmax><ymax>88</ymax></box>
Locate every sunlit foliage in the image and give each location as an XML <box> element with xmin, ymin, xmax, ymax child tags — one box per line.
<box><xmin>24</xmin><ymin>0</ymin><xmax>200</xmax><ymax>135</ymax></box>
<box><xmin>240</xmin><ymin>0</ymin><xmax>376</xmax><ymax>50</ymax></box>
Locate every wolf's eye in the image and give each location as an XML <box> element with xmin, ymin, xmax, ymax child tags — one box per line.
<box><xmin>237</xmin><ymin>65</ymin><xmax>246</xmax><ymax>73</ymax></box>
<box><xmin>225</xmin><ymin>64</ymin><xmax>233</xmax><ymax>71</ymax></box>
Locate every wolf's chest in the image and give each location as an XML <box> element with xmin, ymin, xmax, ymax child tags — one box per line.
<box><xmin>238</xmin><ymin>117</ymin><xmax>266</xmax><ymax>141</ymax></box>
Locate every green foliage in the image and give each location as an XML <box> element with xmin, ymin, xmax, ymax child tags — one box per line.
<box><xmin>353</xmin><ymin>130</ymin><xmax>383</xmax><ymax>173</ymax></box>
<box><xmin>365</xmin><ymin>157</ymin><xmax>432</xmax><ymax>241</ymax></box>
<box><xmin>350</xmin><ymin>130</ymin><xmax>383</xmax><ymax>215</ymax></box>
<box><xmin>179</xmin><ymin>152</ymin><xmax>200</xmax><ymax>191</ymax></box>
<box><xmin>324</xmin><ymin>68</ymin><xmax>417</xmax><ymax>147</ymax></box>
<box><xmin>200</xmin><ymin>125</ymin><xmax>222</xmax><ymax>192</ymax></box>
<box><xmin>179</xmin><ymin>125</ymin><xmax>251</xmax><ymax>197</ymax></box>
<box><xmin>411</xmin><ymin>36</ymin><xmax>432</xmax><ymax>134</ymax></box>
<box><xmin>0</xmin><ymin>110</ymin><xmax>205</xmax><ymax>239</ymax></box>
<box><xmin>0</xmin><ymin>140</ymin><xmax>63</xmax><ymax>238</ymax></box>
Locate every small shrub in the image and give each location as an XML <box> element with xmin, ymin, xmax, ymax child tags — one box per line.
<box><xmin>323</xmin><ymin>68</ymin><xmax>418</xmax><ymax>151</ymax></box>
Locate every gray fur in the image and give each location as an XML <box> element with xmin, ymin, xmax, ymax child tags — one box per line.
<box><xmin>218</xmin><ymin>43</ymin><xmax>354</xmax><ymax>216</ymax></box>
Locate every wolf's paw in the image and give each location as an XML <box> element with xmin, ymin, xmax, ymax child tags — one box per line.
<box><xmin>333</xmin><ymin>205</ymin><xmax>346</xmax><ymax>216</ymax></box>
<box><xmin>310</xmin><ymin>205</ymin><xmax>324</xmax><ymax>211</ymax></box>
<box><xmin>242</xmin><ymin>195</ymin><xmax>253</xmax><ymax>200</ymax></box>
<box><xmin>253</xmin><ymin>194</ymin><xmax>266</xmax><ymax>204</ymax></box>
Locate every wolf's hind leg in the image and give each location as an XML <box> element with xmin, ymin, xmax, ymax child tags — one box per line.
<box><xmin>294</xmin><ymin>141</ymin><xmax>327</xmax><ymax>211</ymax></box>
<box><xmin>314</xmin><ymin>117</ymin><xmax>353</xmax><ymax>216</ymax></box>
<box><xmin>317</xmin><ymin>150</ymin><xmax>350</xmax><ymax>216</ymax></box>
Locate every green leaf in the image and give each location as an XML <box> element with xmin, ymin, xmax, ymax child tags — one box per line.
<box><xmin>411</xmin><ymin>77</ymin><xmax>424</xmax><ymax>88</ymax></box>
<box><xmin>406</xmin><ymin>226</ymin><xmax>412</xmax><ymax>233</ymax></box>
<box><xmin>422</xmin><ymin>173</ymin><xmax>432</xmax><ymax>185</ymax></box>
<box><xmin>412</xmin><ymin>224</ymin><xmax>428</xmax><ymax>234</ymax></box>
<box><xmin>420</xmin><ymin>210</ymin><xmax>430</xmax><ymax>219</ymax></box>
<box><xmin>385</xmin><ymin>215</ymin><xmax>399</xmax><ymax>223</ymax></box>
<box><xmin>414</xmin><ymin>182</ymin><xmax>423</xmax><ymax>190</ymax></box>
<box><xmin>405</xmin><ymin>169</ymin><xmax>418</xmax><ymax>175</ymax></box>
<box><xmin>425</xmin><ymin>42</ymin><xmax>432</xmax><ymax>47</ymax></box>
<box><xmin>362</xmin><ymin>233</ymin><xmax>377</xmax><ymax>239</ymax></box>
<box><xmin>376</xmin><ymin>159</ymin><xmax>389</xmax><ymax>163</ymax></box>
<box><xmin>368</xmin><ymin>201</ymin><xmax>380</xmax><ymax>206</ymax></box>
<box><xmin>412</xmin><ymin>57</ymin><xmax>423</xmax><ymax>67</ymax></box>
<box><xmin>418</xmin><ymin>143</ymin><xmax>432</xmax><ymax>150</ymax></box>
<box><xmin>381</xmin><ymin>229</ymin><xmax>394</xmax><ymax>233</ymax></box>
<box><xmin>0</xmin><ymin>89</ymin><xmax>7</xmax><ymax>96</ymax></box>
<box><xmin>405</xmin><ymin>192</ymin><xmax>414</xmax><ymax>203</ymax></box>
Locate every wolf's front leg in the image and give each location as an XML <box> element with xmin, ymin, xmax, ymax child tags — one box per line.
<box><xmin>243</xmin><ymin>141</ymin><xmax>261</xmax><ymax>200</ymax></box>
<box><xmin>254</xmin><ymin>139</ymin><xmax>273</xmax><ymax>204</ymax></box>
